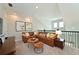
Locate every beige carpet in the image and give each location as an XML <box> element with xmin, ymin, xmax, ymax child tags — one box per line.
<box><xmin>15</xmin><ymin>40</ymin><xmax>79</xmax><ymax>55</ymax></box>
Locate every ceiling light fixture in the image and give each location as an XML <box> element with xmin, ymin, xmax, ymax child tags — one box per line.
<box><xmin>35</xmin><ymin>6</ymin><xmax>38</xmax><ymax>8</ymax></box>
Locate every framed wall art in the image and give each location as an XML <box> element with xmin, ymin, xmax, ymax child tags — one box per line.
<box><xmin>15</xmin><ymin>21</ymin><xmax>25</xmax><ymax>32</ymax></box>
<box><xmin>25</xmin><ymin>22</ymin><xmax>32</xmax><ymax>31</ymax></box>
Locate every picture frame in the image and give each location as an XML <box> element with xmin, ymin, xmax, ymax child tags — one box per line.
<box><xmin>15</xmin><ymin>21</ymin><xmax>25</xmax><ymax>32</ymax></box>
<box><xmin>25</xmin><ymin>22</ymin><xmax>32</xmax><ymax>31</ymax></box>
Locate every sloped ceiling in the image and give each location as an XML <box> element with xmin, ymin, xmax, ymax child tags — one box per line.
<box><xmin>3</xmin><ymin>3</ymin><xmax>62</xmax><ymax>20</ymax></box>
<box><xmin>1</xmin><ymin>3</ymin><xmax>62</xmax><ymax>30</ymax></box>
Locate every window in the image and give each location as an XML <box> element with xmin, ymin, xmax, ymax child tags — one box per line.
<box><xmin>59</xmin><ymin>22</ymin><xmax>64</xmax><ymax>27</ymax></box>
<box><xmin>54</xmin><ymin>22</ymin><xmax>57</xmax><ymax>28</ymax></box>
<box><xmin>52</xmin><ymin>18</ymin><xmax>64</xmax><ymax>30</ymax></box>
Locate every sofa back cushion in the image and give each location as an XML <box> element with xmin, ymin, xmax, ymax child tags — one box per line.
<box><xmin>29</xmin><ymin>32</ymin><xmax>34</xmax><ymax>36</ymax></box>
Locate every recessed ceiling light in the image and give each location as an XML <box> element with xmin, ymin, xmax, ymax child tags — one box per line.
<box><xmin>35</xmin><ymin>6</ymin><xmax>38</xmax><ymax>8</ymax></box>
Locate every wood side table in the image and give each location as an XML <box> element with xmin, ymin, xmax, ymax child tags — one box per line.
<box><xmin>54</xmin><ymin>38</ymin><xmax>65</xmax><ymax>49</ymax></box>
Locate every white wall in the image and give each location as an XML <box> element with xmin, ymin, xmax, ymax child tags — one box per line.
<box><xmin>0</xmin><ymin>4</ymin><xmax>3</xmax><ymax>17</ymax></box>
<box><xmin>4</xmin><ymin>11</ymin><xmax>23</xmax><ymax>41</ymax></box>
<box><xmin>58</xmin><ymin>3</ymin><xmax>79</xmax><ymax>31</ymax></box>
<box><xmin>0</xmin><ymin>4</ymin><xmax>22</xmax><ymax>40</ymax></box>
<box><xmin>0</xmin><ymin>4</ymin><xmax>8</xmax><ymax>36</ymax></box>
<box><xmin>11</xmin><ymin>3</ymin><xmax>62</xmax><ymax>30</ymax></box>
<box><xmin>0</xmin><ymin>3</ymin><xmax>62</xmax><ymax>41</ymax></box>
<box><xmin>27</xmin><ymin>3</ymin><xmax>62</xmax><ymax>30</ymax></box>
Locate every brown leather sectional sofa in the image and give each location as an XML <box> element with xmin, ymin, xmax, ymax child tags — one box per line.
<box><xmin>22</xmin><ymin>32</ymin><xmax>35</xmax><ymax>43</ymax></box>
<box><xmin>35</xmin><ymin>32</ymin><xmax>57</xmax><ymax>47</ymax></box>
<box><xmin>22</xmin><ymin>32</ymin><xmax>65</xmax><ymax>49</ymax></box>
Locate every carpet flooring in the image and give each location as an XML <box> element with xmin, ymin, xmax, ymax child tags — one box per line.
<box><xmin>15</xmin><ymin>40</ymin><xmax>79</xmax><ymax>55</ymax></box>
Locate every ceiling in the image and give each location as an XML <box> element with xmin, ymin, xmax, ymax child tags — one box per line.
<box><xmin>3</xmin><ymin>3</ymin><xmax>62</xmax><ymax>21</ymax></box>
